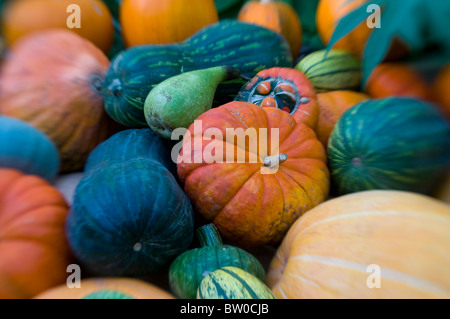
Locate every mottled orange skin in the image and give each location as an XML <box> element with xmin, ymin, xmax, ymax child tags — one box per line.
<box><xmin>0</xmin><ymin>169</ymin><xmax>72</xmax><ymax>299</ymax></box>
<box><xmin>121</xmin><ymin>0</ymin><xmax>219</xmax><ymax>47</ymax></box>
<box><xmin>238</xmin><ymin>0</ymin><xmax>302</xmax><ymax>59</ymax></box>
<box><xmin>177</xmin><ymin>102</ymin><xmax>330</xmax><ymax>247</ymax></box>
<box><xmin>432</xmin><ymin>64</ymin><xmax>450</xmax><ymax>118</ymax></box>
<box><xmin>0</xmin><ymin>29</ymin><xmax>112</xmax><ymax>172</ymax></box>
<box><xmin>316</xmin><ymin>90</ymin><xmax>370</xmax><ymax>147</ymax></box>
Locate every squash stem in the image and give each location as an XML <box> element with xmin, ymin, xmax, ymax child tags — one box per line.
<box><xmin>196</xmin><ymin>224</ymin><xmax>223</xmax><ymax>247</ymax></box>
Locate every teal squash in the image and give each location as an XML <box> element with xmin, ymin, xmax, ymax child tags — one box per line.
<box><xmin>169</xmin><ymin>224</ymin><xmax>266</xmax><ymax>299</ymax></box>
<box><xmin>0</xmin><ymin>115</ymin><xmax>59</xmax><ymax>182</ymax></box>
<box><xmin>66</xmin><ymin>129</ymin><xmax>194</xmax><ymax>276</ymax></box>
<box><xmin>197</xmin><ymin>266</ymin><xmax>276</xmax><ymax>299</ymax></box>
<box><xmin>328</xmin><ymin>97</ymin><xmax>450</xmax><ymax>195</ymax></box>
<box><xmin>103</xmin><ymin>20</ymin><xmax>293</xmax><ymax>127</ymax></box>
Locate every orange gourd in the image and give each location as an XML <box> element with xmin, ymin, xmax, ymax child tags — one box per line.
<box><xmin>0</xmin><ymin>169</ymin><xmax>72</xmax><ymax>299</ymax></box>
<box><xmin>432</xmin><ymin>64</ymin><xmax>450</xmax><ymax>118</ymax></box>
<box><xmin>34</xmin><ymin>278</ymin><xmax>175</xmax><ymax>299</ymax></box>
<box><xmin>177</xmin><ymin>101</ymin><xmax>330</xmax><ymax>247</ymax></box>
<box><xmin>120</xmin><ymin>0</ymin><xmax>219</xmax><ymax>47</ymax></box>
<box><xmin>1</xmin><ymin>0</ymin><xmax>114</xmax><ymax>53</ymax></box>
<box><xmin>0</xmin><ymin>29</ymin><xmax>113</xmax><ymax>172</ymax></box>
<box><xmin>316</xmin><ymin>90</ymin><xmax>370</xmax><ymax>147</ymax></box>
<box><xmin>267</xmin><ymin>190</ymin><xmax>450</xmax><ymax>299</ymax></box>
<box><xmin>238</xmin><ymin>0</ymin><xmax>302</xmax><ymax>59</ymax></box>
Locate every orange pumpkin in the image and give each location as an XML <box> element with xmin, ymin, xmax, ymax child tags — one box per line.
<box><xmin>316</xmin><ymin>90</ymin><xmax>370</xmax><ymax>147</ymax></box>
<box><xmin>432</xmin><ymin>64</ymin><xmax>450</xmax><ymax>118</ymax></box>
<box><xmin>365</xmin><ymin>63</ymin><xmax>431</xmax><ymax>100</ymax></box>
<box><xmin>177</xmin><ymin>101</ymin><xmax>330</xmax><ymax>247</ymax></box>
<box><xmin>0</xmin><ymin>29</ymin><xmax>113</xmax><ymax>172</ymax></box>
<box><xmin>1</xmin><ymin>0</ymin><xmax>114</xmax><ymax>53</ymax></box>
<box><xmin>34</xmin><ymin>278</ymin><xmax>175</xmax><ymax>299</ymax></box>
<box><xmin>238</xmin><ymin>0</ymin><xmax>302</xmax><ymax>59</ymax></box>
<box><xmin>0</xmin><ymin>169</ymin><xmax>72</xmax><ymax>299</ymax></box>
<box><xmin>267</xmin><ymin>190</ymin><xmax>450</xmax><ymax>299</ymax></box>
<box><xmin>120</xmin><ymin>0</ymin><xmax>219</xmax><ymax>47</ymax></box>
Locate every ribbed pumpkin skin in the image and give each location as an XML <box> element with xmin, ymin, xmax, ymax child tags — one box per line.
<box><xmin>267</xmin><ymin>190</ymin><xmax>450</xmax><ymax>299</ymax></box>
<box><xmin>0</xmin><ymin>169</ymin><xmax>72</xmax><ymax>299</ymax></box>
<box><xmin>177</xmin><ymin>102</ymin><xmax>330</xmax><ymax>247</ymax></box>
<box><xmin>0</xmin><ymin>115</ymin><xmax>59</xmax><ymax>182</ymax></box>
<box><xmin>0</xmin><ymin>29</ymin><xmax>112</xmax><ymax>172</ymax></box>
<box><xmin>103</xmin><ymin>20</ymin><xmax>293</xmax><ymax>127</ymax></box>
<box><xmin>328</xmin><ymin>98</ymin><xmax>450</xmax><ymax>195</ymax></box>
<box><xmin>198</xmin><ymin>266</ymin><xmax>276</xmax><ymax>299</ymax></box>
<box><xmin>67</xmin><ymin>129</ymin><xmax>194</xmax><ymax>276</ymax></box>
<box><xmin>34</xmin><ymin>277</ymin><xmax>175</xmax><ymax>299</ymax></box>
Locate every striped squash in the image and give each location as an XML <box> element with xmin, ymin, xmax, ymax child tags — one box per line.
<box><xmin>267</xmin><ymin>190</ymin><xmax>450</xmax><ymax>299</ymax></box>
<box><xmin>295</xmin><ymin>49</ymin><xmax>362</xmax><ymax>92</ymax></box>
<box><xmin>103</xmin><ymin>20</ymin><xmax>293</xmax><ymax>127</ymax></box>
<box><xmin>328</xmin><ymin>97</ymin><xmax>450</xmax><ymax>195</ymax></box>
<box><xmin>197</xmin><ymin>266</ymin><xmax>276</xmax><ymax>299</ymax></box>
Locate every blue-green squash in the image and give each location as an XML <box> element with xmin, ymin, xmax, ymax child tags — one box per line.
<box><xmin>169</xmin><ymin>224</ymin><xmax>266</xmax><ymax>299</ymax></box>
<box><xmin>66</xmin><ymin>129</ymin><xmax>194</xmax><ymax>276</ymax></box>
<box><xmin>0</xmin><ymin>115</ymin><xmax>59</xmax><ymax>182</ymax></box>
<box><xmin>328</xmin><ymin>97</ymin><xmax>450</xmax><ymax>195</ymax></box>
<box><xmin>197</xmin><ymin>266</ymin><xmax>276</xmax><ymax>299</ymax></box>
<box><xmin>103</xmin><ymin>20</ymin><xmax>293</xmax><ymax>127</ymax></box>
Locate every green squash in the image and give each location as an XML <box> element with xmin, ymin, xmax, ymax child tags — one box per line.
<box><xmin>169</xmin><ymin>224</ymin><xmax>266</xmax><ymax>299</ymax></box>
<box><xmin>328</xmin><ymin>97</ymin><xmax>450</xmax><ymax>195</ymax></box>
<box><xmin>197</xmin><ymin>266</ymin><xmax>275</xmax><ymax>299</ymax></box>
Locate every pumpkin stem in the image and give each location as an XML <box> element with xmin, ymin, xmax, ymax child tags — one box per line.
<box><xmin>263</xmin><ymin>153</ymin><xmax>288</xmax><ymax>168</ymax></box>
<box><xmin>196</xmin><ymin>224</ymin><xmax>223</xmax><ymax>247</ymax></box>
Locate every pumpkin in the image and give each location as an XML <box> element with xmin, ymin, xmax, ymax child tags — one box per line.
<box><xmin>234</xmin><ymin>67</ymin><xmax>319</xmax><ymax>129</ymax></box>
<box><xmin>0</xmin><ymin>29</ymin><xmax>113</xmax><ymax>172</ymax></box>
<box><xmin>1</xmin><ymin>0</ymin><xmax>114</xmax><ymax>53</ymax></box>
<box><xmin>328</xmin><ymin>97</ymin><xmax>450</xmax><ymax>195</ymax></box>
<box><xmin>365</xmin><ymin>63</ymin><xmax>430</xmax><ymax>100</ymax></box>
<box><xmin>0</xmin><ymin>169</ymin><xmax>72</xmax><ymax>299</ymax></box>
<box><xmin>238</xmin><ymin>0</ymin><xmax>302</xmax><ymax>59</ymax></box>
<box><xmin>67</xmin><ymin>129</ymin><xmax>194</xmax><ymax>276</ymax></box>
<box><xmin>0</xmin><ymin>115</ymin><xmax>60</xmax><ymax>182</ymax></box>
<box><xmin>34</xmin><ymin>277</ymin><xmax>175</xmax><ymax>299</ymax></box>
<box><xmin>169</xmin><ymin>223</ymin><xmax>266</xmax><ymax>299</ymax></box>
<box><xmin>197</xmin><ymin>266</ymin><xmax>276</xmax><ymax>299</ymax></box>
<box><xmin>120</xmin><ymin>0</ymin><xmax>218</xmax><ymax>47</ymax></box>
<box><xmin>315</xmin><ymin>90</ymin><xmax>370</xmax><ymax>147</ymax></box>
<box><xmin>177</xmin><ymin>101</ymin><xmax>330</xmax><ymax>247</ymax></box>
<box><xmin>267</xmin><ymin>190</ymin><xmax>450</xmax><ymax>299</ymax></box>
<box><xmin>432</xmin><ymin>64</ymin><xmax>450</xmax><ymax>118</ymax></box>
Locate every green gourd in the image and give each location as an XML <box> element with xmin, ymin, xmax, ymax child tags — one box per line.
<box><xmin>169</xmin><ymin>224</ymin><xmax>266</xmax><ymax>299</ymax></box>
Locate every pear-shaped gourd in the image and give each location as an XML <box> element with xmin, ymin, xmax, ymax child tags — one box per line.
<box><xmin>144</xmin><ymin>66</ymin><xmax>241</xmax><ymax>139</ymax></box>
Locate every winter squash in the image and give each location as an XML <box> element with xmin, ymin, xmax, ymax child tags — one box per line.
<box><xmin>328</xmin><ymin>97</ymin><xmax>450</xmax><ymax>195</ymax></box>
<box><xmin>177</xmin><ymin>101</ymin><xmax>330</xmax><ymax>247</ymax></box>
<box><xmin>234</xmin><ymin>67</ymin><xmax>319</xmax><ymax>129</ymax></box>
<box><xmin>315</xmin><ymin>90</ymin><xmax>369</xmax><ymax>147</ymax></box>
<box><xmin>238</xmin><ymin>0</ymin><xmax>302</xmax><ymax>59</ymax></box>
<box><xmin>1</xmin><ymin>0</ymin><xmax>114</xmax><ymax>53</ymax></box>
<box><xmin>0</xmin><ymin>29</ymin><xmax>113</xmax><ymax>172</ymax></box>
<box><xmin>198</xmin><ymin>266</ymin><xmax>276</xmax><ymax>299</ymax></box>
<box><xmin>0</xmin><ymin>115</ymin><xmax>60</xmax><ymax>182</ymax></box>
<box><xmin>267</xmin><ymin>190</ymin><xmax>450</xmax><ymax>299</ymax></box>
<box><xmin>34</xmin><ymin>278</ymin><xmax>175</xmax><ymax>299</ymax></box>
<box><xmin>432</xmin><ymin>64</ymin><xmax>450</xmax><ymax>118</ymax></box>
<box><xmin>365</xmin><ymin>63</ymin><xmax>430</xmax><ymax>100</ymax></box>
<box><xmin>0</xmin><ymin>169</ymin><xmax>72</xmax><ymax>299</ymax></box>
<box><xmin>169</xmin><ymin>224</ymin><xmax>266</xmax><ymax>299</ymax></box>
<box><xmin>67</xmin><ymin>129</ymin><xmax>194</xmax><ymax>276</ymax></box>
<box><xmin>120</xmin><ymin>0</ymin><xmax>218</xmax><ymax>47</ymax></box>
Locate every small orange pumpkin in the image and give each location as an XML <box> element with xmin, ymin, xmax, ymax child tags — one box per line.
<box><xmin>0</xmin><ymin>169</ymin><xmax>72</xmax><ymax>299</ymax></box>
<box><xmin>431</xmin><ymin>64</ymin><xmax>450</xmax><ymax>118</ymax></box>
<box><xmin>1</xmin><ymin>0</ymin><xmax>114</xmax><ymax>53</ymax></box>
<box><xmin>120</xmin><ymin>0</ymin><xmax>219</xmax><ymax>47</ymax></box>
<box><xmin>238</xmin><ymin>0</ymin><xmax>302</xmax><ymax>59</ymax></box>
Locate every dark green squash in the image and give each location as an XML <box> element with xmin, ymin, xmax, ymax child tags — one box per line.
<box><xmin>328</xmin><ymin>97</ymin><xmax>450</xmax><ymax>195</ymax></box>
<box><xmin>66</xmin><ymin>129</ymin><xmax>194</xmax><ymax>276</ymax></box>
<box><xmin>168</xmin><ymin>224</ymin><xmax>266</xmax><ymax>299</ymax></box>
<box><xmin>103</xmin><ymin>20</ymin><xmax>293</xmax><ymax>127</ymax></box>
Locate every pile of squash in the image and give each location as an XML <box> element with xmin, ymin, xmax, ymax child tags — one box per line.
<box><xmin>0</xmin><ymin>0</ymin><xmax>449</xmax><ymax>300</ymax></box>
